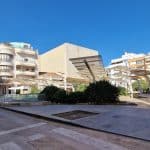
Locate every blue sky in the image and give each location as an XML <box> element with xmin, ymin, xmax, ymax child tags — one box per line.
<box><xmin>0</xmin><ymin>0</ymin><xmax>150</xmax><ymax>66</ymax></box>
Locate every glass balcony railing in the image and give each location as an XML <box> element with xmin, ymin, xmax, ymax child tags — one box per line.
<box><xmin>0</xmin><ymin>94</ymin><xmax>39</xmax><ymax>102</ymax></box>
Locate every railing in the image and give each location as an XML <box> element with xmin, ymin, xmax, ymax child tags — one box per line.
<box><xmin>0</xmin><ymin>49</ymin><xmax>14</xmax><ymax>55</ymax></box>
<box><xmin>16</xmin><ymin>60</ymin><xmax>37</xmax><ymax>66</ymax></box>
<box><xmin>0</xmin><ymin>71</ymin><xmax>13</xmax><ymax>76</ymax></box>
<box><xmin>15</xmin><ymin>49</ymin><xmax>37</xmax><ymax>55</ymax></box>
<box><xmin>0</xmin><ymin>94</ymin><xmax>39</xmax><ymax>103</ymax></box>
<box><xmin>16</xmin><ymin>71</ymin><xmax>36</xmax><ymax>76</ymax></box>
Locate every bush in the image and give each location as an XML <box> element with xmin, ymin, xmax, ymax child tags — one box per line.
<box><xmin>31</xmin><ymin>85</ymin><xmax>40</xmax><ymax>94</ymax></box>
<box><xmin>38</xmin><ymin>81</ymin><xmax>119</xmax><ymax>104</ymax></box>
<box><xmin>67</xmin><ymin>91</ymin><xmax>87</xmax><ymax>104</ymax></box>
<box><xmin>118</xmin><ymin>86</ymin><xmax>128</xmax><ymax>96</ymax></box>
<box><xmin>132</xmin><ymin>80</ymin><xmax>149</xmax><ymax>93</ymax></box>
<box><xmin>52</xmin><ymin>89</ymin><xmax>67</xmax><ymax>103</ymax></box>
<box><xmin>75</xmin><ymin>84</ymin><xmax>88</xmax><ymax>92</ymax></box>
<box><xmin>85</xmin><ymin>80</ymin><xmax>119</xmax><ymax>104</ymax></box>
<box><xmin>38</xmin><ymin>85</ymin><xmax>60</xmax><ymax>101</ymax></box>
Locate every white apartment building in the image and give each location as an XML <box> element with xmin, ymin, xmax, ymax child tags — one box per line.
<box><xmin>0</xmin><ymin>42</ymin><xmax>38</xmax><ymax>94</ymax></box>
<box><xmin>106</xmin><ymin>52</ymin><xmax>149</xmax><ymax>93</ymax></box>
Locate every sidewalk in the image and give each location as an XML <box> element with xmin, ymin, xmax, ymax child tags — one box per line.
<box><xmin>119</xmin><ymin>96</ymin><xmax>150</xmax><ymax>106</ymax></box>
<box><xmin>2</xmin><ymin>104</ymin><xmax>150</xmax><ymax>141</ymax></box>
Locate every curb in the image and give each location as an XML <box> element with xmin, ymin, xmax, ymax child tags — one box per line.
<box><xmin>1</xmin><ymin>106</ymin><xmax>150</xmax><ymax>143</ymax></box>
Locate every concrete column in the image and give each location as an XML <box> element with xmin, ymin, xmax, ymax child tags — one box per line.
<box><xmin>64</xmin><ymin>45</ymin><xmax>68</xmax><ymax>91</ymax></box>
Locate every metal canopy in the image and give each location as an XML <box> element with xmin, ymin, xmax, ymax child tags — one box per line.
<box><xmin>70</xmin><ymin>55</ymin><xmax>106</xmax><ymax>82</ymax></box>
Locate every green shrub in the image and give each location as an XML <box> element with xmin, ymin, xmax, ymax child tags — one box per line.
<box><xmin>118</xmin><ymin>86</ymin><xmax>128</xmax><ymax>96</ymax></box>
<box><xmin>132</xmin><ymin>80</ymin><xmax>149</xmax><ymax>93</ymax></box>
<box><xmin>85</xmin><ymin>80</ymin><xmax>119</xmax><ymax>104</ymax></box>
<box><xmin>38</xmin><ymin>81</ymin><xmax>119</xmax><ymax>104</ymax></box>
<box><xmin>75</xmin><ymin>84</ymin><xmax>88</xmax><ymax>92</ymax></box>
<box><xmin>52</xmin><ymin>89</ymin><xmax>67</xmax><ymax>103</ymax></box>
<box><xmin>31</xmin><ymin>85</ymin><xmax>40</xmax><ymax>94</ymax></box>
<box><xmin>67</xmin><ymin>92</ymin><xmax>87</xmax><ymax>104</ymax></box>
<box><xmin>38</xmin><ymin>85</ymin><xmax>60</xmax><ymax>101</ymax></box>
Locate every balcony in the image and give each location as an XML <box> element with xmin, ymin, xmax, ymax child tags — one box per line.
<box><xmin>0</xmin><ymin>61</ymin><xmax>13</xmax><ymax>66</ymax></box>
<box><xmin>15</xmin><ymin>48</ymin><xmax>37</xmax><ymax>56</ymax></box>
<box><xmin>0</xmin><ymin>48</ymin><xmax>14</xmax><ymax>55</ymax></box>
<box><xmin>0</xmin><ymin>71</ymin><xmax>13</xmax><ymax>76</ymax></box>
<box><xmin>16</xmin><ymin>71</ymin><xmax>36</xmax><ymax>76</ymax></box>
<box><xmin>16</xmin><ymin>60</ymin><xmax>37</xmax><ymax>67</ymax></box>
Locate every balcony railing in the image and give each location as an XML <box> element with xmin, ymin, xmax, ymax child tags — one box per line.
<box><xmin>16</xmin><ymin>60</ymin><xmax>37</xmax><ymax>67</ymax></box>
<box><xmin>16</xmin><ymin>71</ymin><xmax>36</xmax><ymax>76</ymax></box>
<box><xmin>0</xmin><ymin>49</ymin><xmax>14</xmax><ymax>55</ymax></box>
<box><xmin>0</xmin><ymin>61</ymin><xmax>13</xmax><ymax>66</ymax></box>
<box><xmin>15</xmin><ymin>48</ymin><xmax>37</xmax><ymax>55</ymax></box>
<box><xmin>0</xmin><ymin>71</ymin><xmax>13</xmax><ymax>76</ymax></box>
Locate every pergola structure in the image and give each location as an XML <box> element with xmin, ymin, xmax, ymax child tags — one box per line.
<box><xmin>70</xmin><ymin>55</ymin><xmax>106</xmax><ymax>83</ymax></box>
<box><xmin>129</xmin><ymin>68</ymin><xmax>150</xmax><ymax>86</ymax></box>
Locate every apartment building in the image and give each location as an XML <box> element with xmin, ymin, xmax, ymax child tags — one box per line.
<box><xmin>107</xmin><ymin>52</ymin><xmax>150</xmax><ymax>93</ymax></box>
<box><xmin>0</xmin><ymin>42</ymin><xmax>38</xmax><ymax>94</ymax></box>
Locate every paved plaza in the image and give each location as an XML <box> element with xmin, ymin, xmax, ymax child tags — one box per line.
<box><xmin>5</xmin><ymin>104</ymin><xmax>150</xmax><ymax>141</ymax></box>
<box><xmin>1</xmin><ymin>108</ymin><xmax>150</xmax><ymax>149</ymax></box>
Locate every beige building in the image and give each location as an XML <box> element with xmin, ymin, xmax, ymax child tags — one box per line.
<box><xmin>39</xmin><ymin>43</ymin><xmax>102</xmax><ymax>79</ymax></box>
<box><xmin>0</xmin><ymin>42</ymin><xmax>38</xmax><ymax>94</ymax></box>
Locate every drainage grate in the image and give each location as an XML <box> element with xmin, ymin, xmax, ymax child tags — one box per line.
<box><xmin>52</xmin><ymin>110</ymin><xmax>99</xmax><ymax>120</ymax></box>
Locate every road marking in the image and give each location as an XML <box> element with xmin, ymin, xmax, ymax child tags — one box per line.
<box><xmin>28</xmin><ymin>133</ymin><xmax>45</xmax><ymax>141</ymax></box>
<box><xmin>51</xmin><ymin>128</ymin><xmax>127</xmax><ymax>150</ymax></box>
<box><xmin>0</xmin><ymin>122</ymin><xmax>46</xmax><ymax>136</ymax></box>
<box><xmin>0</xmin><ymin>142</ymin><xmax>22</xmax><ymax>150</ymax></box>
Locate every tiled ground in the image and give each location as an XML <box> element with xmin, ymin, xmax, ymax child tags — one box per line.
<box><xmin>0</xmin><ymin>108</ymin><xmax>150</xmax><ymax>150</ymax></box>
<box><xmin>6</xmin><ymin>104</ymin><xmax>150</xmax><ymax>141</ymax></box>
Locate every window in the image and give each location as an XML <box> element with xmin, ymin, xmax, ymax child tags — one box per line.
<box><xmin>24</xmin><ymin>58</ymin><xmax>28</xmax><ymax>62</ymax></box>
<box><xmin>136</xmin><ymin>60</ymin><xmax>144</xmax><ymax>65</ymax></box>
<box><xmin>0</xmin><ymin>54</ymin><xmax>12</xmax><ymax>62</ymax></box>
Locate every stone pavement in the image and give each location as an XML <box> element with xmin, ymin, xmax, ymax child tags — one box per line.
<box><xmin>1</xmin><ymin>108</ymin><xmax>150</xmax><ymax>150</ymax></box>
<box><xmin>120</xmin><ymin>95</ymin><xmax>150</xmax><ymax>106</ymax></box>
<box><xmin>5</xmin><ymin>104</ymin><xmax>150</xmax><ymax>141</ymax></box>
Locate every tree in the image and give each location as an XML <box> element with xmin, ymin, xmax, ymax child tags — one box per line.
<box><xmin>75</xmin><ymin>84</ymin><xmax>88</xmax><ymax>92</ymax></box>
<box><xmin>30</xmin><ymin>85</ymin><xmax>40</xmax><ymax>94</ymax></box>
<box><xmin>132</xmin><ymin>79</ymin><xmax>149</xmax><ymax>92</ymax></box>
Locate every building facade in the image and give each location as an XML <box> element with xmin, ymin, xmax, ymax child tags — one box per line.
<box><xmin>39</xmin><ymin>43</ymin><xmax>105</xmax><ymax>79</ymax></box>
<box><xmin>107</xmin><ymin>52</ymin><xmax>150</xmax><ymax>93</ymax></box>
<box><xmin>38</xmin><ymin>43</ymin><xmax>106</xmax><ymax>90</ymax></box>
<box><xmin>0</xmin><ymin>42</ymin><xmax>38</xmax><ymax>94</ymax></box>
<box><xmin>0</xmin><ymin>42</ymin><xmax>105</xmax><ymax>94</ymax></box>
<box><xmin>38</xmin><ymin>72</ymin><xmax>74</xmax><ymax>91</ymax></box>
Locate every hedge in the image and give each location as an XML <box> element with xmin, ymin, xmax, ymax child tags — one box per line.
<box><xmin>38</xmin><ymin>80</ymin><xmax>119</xmax><ymax>104</ymax></box>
